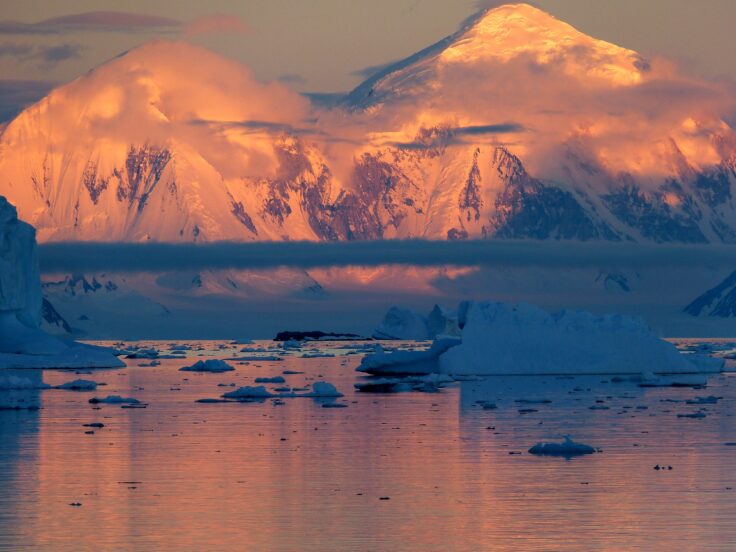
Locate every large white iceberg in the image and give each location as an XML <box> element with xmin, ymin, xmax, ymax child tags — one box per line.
<box><xmin>373</xmin><ymin>307</ymin><xmax>432</xmax><ymax>340</ymax></box>
<box><xmin>373</xmin><ymin>303</ymin><xmax>466</xmax><ymax>340</ymax></box>
<box><xmin>439</xmin><ymin>302</ymin><xmax>723</xmax><ymax>376</ymax></box>
<box><xmin>0</xmin><ymin>197</ymin><xmax>122</xmax><ymax>370</ymax></box>
<box><xmin>373</xmin><ymin>304</ymin><xmax>467</xmax><ymax>341</ymax></box>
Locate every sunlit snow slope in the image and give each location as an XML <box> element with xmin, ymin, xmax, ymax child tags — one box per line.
<box><xmin>0</xmin><ymin>3</ymin><xmax>735</xmax><ymax>244</ymax></box>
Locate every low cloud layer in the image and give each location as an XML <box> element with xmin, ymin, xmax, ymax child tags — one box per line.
<box><xmin>37</xmin><ymin>240</ymin><xmax>736</xmax><ymax>274</ymax></box>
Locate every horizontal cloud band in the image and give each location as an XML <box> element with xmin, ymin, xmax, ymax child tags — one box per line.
<box><xmin>37</xmin><ymin>240</ymin><xmax>736</xmax><ymax>273</ymax></box>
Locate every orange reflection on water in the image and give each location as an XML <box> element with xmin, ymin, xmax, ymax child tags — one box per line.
<box><xmin>0</xmin><ymin>344</ymin><xmax>734</xmax><ymax>551</ymax></box>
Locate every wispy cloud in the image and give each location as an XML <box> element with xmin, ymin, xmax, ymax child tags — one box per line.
<box><xmin>0</xmin><ymin>42</ymin><xmax>32</xmax><ymax>57</ymax></box>
<box><xmin>0</xmin><ymin>41</ymin><xmax>83</xmax><ymax>67</ymax></box>
<box><xmin>0</xmin><ymin>11</ymin><xmax>180</xmax><ymax>34</ymax></box>
<box><xmin>37</xmin><ymin>240</ymin><xmax>736</xmax><ymax>274</ymax></box>
<box><xmin>277</xmin><ymin>73</ymin><xmax>307</xmax><ymax>86</ymax></box>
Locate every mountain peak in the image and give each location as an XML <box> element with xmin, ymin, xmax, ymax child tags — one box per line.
<box><xmin>347</xmin><ymin>3</ymin><xmax>649</xmax><ymax>109</ymax></box>
<box><xmin>441</xmin><ymin>3</ymin><xmax>645</xmax><ymax>85</ymax></box>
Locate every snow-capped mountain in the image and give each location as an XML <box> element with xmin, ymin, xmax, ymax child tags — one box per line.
<box><xmin>685</xmin><ymin>271</ymin><xmax>736</xmax><ymax>317</ymax></box>
<box><xmin>0</xmin><ymin>3</ymin><xmax>734</xmax><ymax>244</ymax></box>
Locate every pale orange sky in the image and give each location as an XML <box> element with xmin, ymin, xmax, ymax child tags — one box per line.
<box><xmin>0</xmin><ymin>0</ymin><xmax>734</xmax><ymax>120</ymax></box>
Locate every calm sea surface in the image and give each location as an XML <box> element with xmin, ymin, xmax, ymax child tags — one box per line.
<box><xmin>1</xmin><ymin>340</ymin><xmax>735</xmax><ymax>551</ymax></box>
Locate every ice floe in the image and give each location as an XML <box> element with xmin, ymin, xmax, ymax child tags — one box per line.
<box><xmin>254</xmin><ymin>376</ymin><xmax>286</xmax><ymax>384</ymax></box>
<box><xmin>180</xmin><ymin>359</ymin><xmax>235</xmax><ymax>373</ymax></box>
<box><xmin>528</xmin><ymin>437</ymin><xmax>598</xmax><ymax>457</ymax></box>
<box><xmin>89</xmin><ymin>395</ymin><xmax>141</xmax><ymax>404</ymax></box>
<box><xmin>56</xmin><ymin>379</ymin><xmax>98</xmax><ymax>391</ymax></box>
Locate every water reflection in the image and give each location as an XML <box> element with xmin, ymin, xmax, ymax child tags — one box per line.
<box><xmin>0</xmin><ymin>346</ymin><xmax>734</xmax><ymax>551</ymax></box>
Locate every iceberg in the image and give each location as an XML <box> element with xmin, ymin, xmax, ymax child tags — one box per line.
<box><xmin>304</xmin><ymin>381</ymin><xmax>343</xmax><ymax>397</ymax></box>
<box><xmin>180</xmin><ymin>359</ymin><xmax>235</xmax><ymax>373</ymax></box>
<box><xmin>0</xmin><ymin>197</ymin><xmax>122</xmax><ymax>370</ymax></box>
<box><xmin>373</xmin><ymin>304</ymin><xmax>464</xmax><ymax>341</ymax></box>
<box><xmin>373</xmin><ymin>307</ymin><xmax>432</xmax><ymax>340</ymax></box>
<box><xmin>358</xmin><ymin>337</ymin><xmax>461</xmax><ymax>376</ymax></box>
<box><xmin>438</xmin><ymin>302</ymin><xmax>724</xmax><ymax>376</ymax></box>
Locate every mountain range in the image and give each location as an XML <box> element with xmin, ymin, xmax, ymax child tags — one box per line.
<box><xmin>0</xmin><ymin>3</ymin><xmax>734</xmax><ymax>245</ymax></box>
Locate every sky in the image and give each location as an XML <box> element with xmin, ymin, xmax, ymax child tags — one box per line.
<box><xmin>0</xmin><ymin>0</ymin><xmax>735</xmax><ymax>121</ymax></box>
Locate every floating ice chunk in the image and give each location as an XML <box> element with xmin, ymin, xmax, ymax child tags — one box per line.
<box><xmin>231</xmin><ymin>355</ymin><xmax>284</xmax><ymax>362</ymax></box>
<box><xmin>125</xmin><ymin>348</ymin><xmax>159</xmax><ymax>359</ymax></box>
<box><xmin>677</xmin><ymin>412</ymin><xmax>707</xmax><ymax>419</ymax></box>
<box><xmin>300</xmin><ymin>352</ymin><xmax>336</xmax><ymax>358</ymax></box>
<box><xmin>280</xmin><ymin>339</ymin><xmax>301</xmax><ymax>350</ymax></box>
<box><xmin>56</xmin><ymin>379</ymin><xmax>97</xmax><ymax>391</ymax></box>
<box><xmin>232</xmin><ymin>339</ymin><xmax>255</xmax><ymax>345</ymax></box>
<box><xmin>686</xmin><ymin>395</ymin><xmax>721</xmax><ymax>405</ymax></box>
<box><xmin>180</xmin><ymin>359</ymin><xmax>234</xmax><ymax>373</ymax></box>
<box><xmin>222</xmin><ymin>386</ymin><xmax>274</xmax><ymax>399</ymax></box>
<box><xmin>255</xmin><ymin>376</ymin><xmax>286</xmax><ymax>384</ymax></box>
<box><xmin>169</xmin><ymin>344</ymin><xmax>192</xmax><ymax>351</ymax></box>
<box><xmin>639</xmin><ymin>375</ymin><xmax>708</xmax><ymax>388</ymax></box>
<box><xmin>89</xmin><ymin>395</ymin><xmax>140</xmax><ymax>404</ymax></box>
<box><xmin>304</xmin><ymin>381</ymin><xmax>343</xmax><ymax>397</ymax></box>
<box><xmin>358</xmin><ymin>337</ymin><xmax>461</xmax><ymax>376</ymax></box>
<box><xmin>439</xmin><ymin>302</ymin><xmax>724</xmax><ymax>376</ymax></box>
<box><xmin>528</xmin><ymin>437</ymin><xmax>598</xmax><ymax>457</ymax></box>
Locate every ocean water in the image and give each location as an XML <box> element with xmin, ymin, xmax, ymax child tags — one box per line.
<box><xmin>0</xmin><ymin>340</ymin><xmax>734</xmax><ymax>551</ymax></box>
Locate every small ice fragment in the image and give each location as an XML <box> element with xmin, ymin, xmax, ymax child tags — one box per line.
<box><xmin>222</xmin><ymin>386</ymin><xmax>274</xmax><ymax>399</ymax></box>
<box><xmin>685</xmin><ymin>396</ymin><xmax>721</xmax><ymax>405</ymax></box>
<box><xmin>254</xmin><ymin>376</ymin><xmax>286</xmax><ymax>384</ymax></box>
<box><xmin>677</xmin><ymin>412</ymin><xmax>707</xmax><ymax>419</ymax></box>
<box><xmin>305</xmin><ymin>381</ymin><xmax>343</xmax><ymax>397</ymax></box>
<box><xmin>528</xmin><ymin>437</ymin><xmax>598</xmax><ymax>457</ymax></box>
<box><xmin>57</xmin><ymin>379</ymin><xmax>98</xmax><ymax>391</ymax></box>
<box><xmin>89</xmin><ymin>395</ymin><xmax>140</xmax><ymax>405</ymax></box>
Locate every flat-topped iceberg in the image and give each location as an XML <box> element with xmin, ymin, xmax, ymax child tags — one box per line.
<box><xmin>439</xmin><ymin>302</ymin><xmax>723</xmax><ymax>376</ymax></box>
